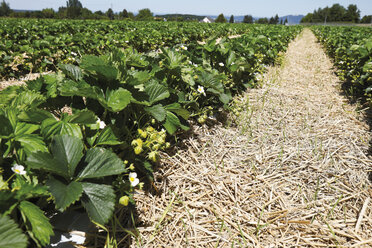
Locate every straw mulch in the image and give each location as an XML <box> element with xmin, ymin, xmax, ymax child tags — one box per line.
<box><xmin>128</xmin><ymin>29</ymin><xmax>372</xmax><ymax>247</ymax></box>
<box><xmin>0</xmin><ymin>71</ymin><xmax>51</xmax><ymax>90</ymax></box>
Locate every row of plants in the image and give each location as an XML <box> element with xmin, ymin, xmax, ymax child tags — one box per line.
<box><xmin>0</xmin><ymin>19</ymin><xmax>254</xmax><ymax>79</ymax></box>
<box><xmin>0</xmin><ymin>23</ymin><xmax>302</xmax><ymax>247</ymax></box>
<box><xmin>312</xmin><ymin>26</ymin><xmax>372</xmax><ymax>104</ymax></box>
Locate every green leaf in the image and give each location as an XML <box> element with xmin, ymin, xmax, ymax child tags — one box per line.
<box><xmin>46</xmin><ymin>178</ymin><xmax>83</xmax><ymax>211</ymax></box>
<box><xmin>50</xmin><ymin>135</ymin><xmax>84</xmax><ymax>178</ymax></box>
<box><xmin>18</xmin><ymin>109</ymin><xmax>54</xmax><ymax>123</ymax></box>
<box><xmin>219</xmin><ymin>93</ymin><xmax>232</xmax><ymax>104</ymax></box>
<box><xmin>97</xmin><ymin>88</ymin><xmax>132</xmax><ymax>112</ymax></box>
<box><xmin>145</xmin><ymin>81</ymin><xmax>170</xmax><ymax>104</ymax></box>
<box><xmin>10</xmin><ymin>91</ymin><xmax>45</xmax><ymax>110</ymax></box>
<box><xmin>18</xmin><ymin>201</ymin><xmax>54</xmax><ymax>246</ymax></box>
<box><xmin>26</xmin><ymin>135</ymin><xmax>84</xmax><ymax>178</ymax></box>
<box><xmin>0</xmin><ymin>115</ymin><xmax>13</xmax><ymax>138</ymax></box>
<box><xmin>13</xmin><ymin>178</ymin><xmax>49</xmax><ymax>201</ymax></box>
<box><xmin>15</xmin><ymin>135</ymin><xmax>48</xmax><ymax>156</ymax></box>
<box><xmin>77</xmin><ymin>147</ymin><xmax>126</xmax><ymax>179</ymax></box>
<box><xmin>41</xmin><ymin>118</ymin><xmax>82</xmax><ymax>140</ymax></box>
<box><xmin>59</xmin><ymin>64</ymin><xmax>83</xmax><ymax>81</ymax></box>
<box><xmin>95</xmin><ymin>126</ymin><xmax>121</xmax><ymax>146</ymax></box>
<box><xmin>106</xmin><ymin>88</ymin><xmax>132</xmax><ymax>112</ymax></box>
<box><xmin>68</xmin><ymin>110</ymin><xmax>97</xmax><ymax>124</ymax></box>
<box><xmin>144</xmin><ymin>104</ymin><xmax>167</xmax><ymax>122</ymax></box>
<box><xmin>14</xmin><ymin>122</ymin><xmax>39</xmax><ymax>136</ymax></box>
<box><xmin>58</xmin><ymin>80</ymin><xmax>97</xmax><ymax>98</ymax></box>
<box><xmin>165</xmin><ymin>103</ymin><xmax>190</xmax><ymax>120</ymax></box>
<box><xmin>81</xmin><ymin>182</ymin><xmax>115</xmax><ymax>225</ymax></box>
<box><xmin>0</xmin><ymin>215</ymin><xmax>28</xmax><ymax>248</ymax></box>
<box><xmin>163</xmin><ymin>111</ymin><xmax>181</xmax><ymax>135</ymax></box>
<box><xmin>81</xmin><ymin>55</ymin><xmax>118</xmax><ymax>82</ymax></box>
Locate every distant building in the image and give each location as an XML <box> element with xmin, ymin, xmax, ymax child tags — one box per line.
<box><xmin>201</xmin><ymin>17</ymin><xmax>214</xmax><ymax>23</ymax></box>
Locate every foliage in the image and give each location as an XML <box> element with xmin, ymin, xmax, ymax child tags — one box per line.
<box><xmin>0</xmin><ymin>0</ymin><xmax>11</xmax><ymax>16</ymax></box>
<box><xmin>135</xmin><ymin>8</ymin><xmax>153</xmax><ymax>21</ymax></box>
<box><xmin>312</xmin><ymin>26</ymin><xmax>372</xmax><ymax>104</ymax></box>
<box><xmin>243</xmin><ymin>15</ymin><xmax>253</xmax><ymax>24</ymax></box>
<box><xmin>301</xmin><ymin>3</ymin><xmax>361</xmax><ymax>23</ymax></box>
<box><xmin>215</xmin><ymin>13</ymin><xmax>227</xmax><ymax>23</ymax></box>
<box><xmin>229</xmin><ymin>15</ymin><xmax>234</xmax><ymax>24</ymax></box>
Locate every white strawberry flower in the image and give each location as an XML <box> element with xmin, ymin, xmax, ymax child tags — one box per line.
<box><xmin>97</xmin><ymin>118</ymin><xmax>106</xmax><ymax>129</ymax></box>
<box><xmin>219</xmin><ymin>62</ymin><xmax>224</xmax><ymax>67</ymax></box>
<box><xmin>71</xmin><ymin>51</ymin><xmax>77</xmax><ymax>56</ymax></box>
<box><xmin>129</xmin><ymin>172</ymin><xmax>139</xmax><ymax>187</ymax></box>
<box><xmin>181</xmin><ymin>45</ymin><xmax>187</xmax><ymax>50</ymax></box>
<box><xmin>197</xmin><ymin>85</ymin><xmax>206</xmax><ymax>96</ymax></box>
<box><xmin>12</xmin><ymin>164</ymin><xmax>26</xmax><ymax>175</ymax></box>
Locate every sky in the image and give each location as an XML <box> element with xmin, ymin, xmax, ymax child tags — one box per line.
<box><xmin>7</xmin><ymin>0</ymin><xmax>372</xmax><ymax>17</ymax></box>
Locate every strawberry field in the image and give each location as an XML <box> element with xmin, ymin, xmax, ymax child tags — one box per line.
<box><xmin>0</xmin><ymin>20</ymin><xmax>306</xmax><ymax>247</ymax></box>
<box><xmin>312</xmin><ymin>26</ymin><xmax>372</xmax><ymax>105</ymax></box>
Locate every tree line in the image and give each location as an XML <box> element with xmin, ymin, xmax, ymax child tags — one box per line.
<box><xmin>0</xmin><ymin>0</ymin><xmax>154</xmax><ymax>20</ymax></box>
<box><xmin>301</xmin><ymin>4</ymin><xmax>371</xmax><ymax>23</ymax></box>
<box><xmin>215</xmin><ymin>14</ymin><xmax>287</xmax><ymax>24</ymax></box>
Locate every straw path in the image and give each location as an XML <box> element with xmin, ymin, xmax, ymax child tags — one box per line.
<box><xmin>129</xmin><ymin>29</ymin><xmax>372</xmax><ymax>247</ymax></box>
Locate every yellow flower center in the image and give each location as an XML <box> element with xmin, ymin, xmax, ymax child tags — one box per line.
<box><xmin>15</xmin><ymin>169</ymin><xmax>20</xmax><ymax>173</ymax></box>
<box><xmin>130</xmin><ymin>177</ymin><xmax>135</xmax><ymax>182</ymax></box>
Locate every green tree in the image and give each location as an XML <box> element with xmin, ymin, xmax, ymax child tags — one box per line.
<box><xmin>81</xmin><ymin>8</ymin><xmax>93</xmax><ymax>19</ymax></box>
<box><xmin>243</xmin><ymin>15</ymin><xmax>253</xmax><ymax>23</ymax></box>
<box><xmin>344</xmin><ymin>4</ymin><xmax>360</xmax><ymax>23</ymax></box>
<box><xmin>360</xmin><ymin>15</ymin><xmax>372</xmax><ymax>23</ymax></box>
<box><xmin>284</xmin><ymin>18</ymin><xmax>288</xmax><ymax>25</ymax></box>
<box><xmin>106</xmin><ymin>8</ymin><xmax>114</xmax><ymax>20</ymax></box>
<box><xmin>274</xmin><ymin>14</ymin><xmax>279</xmax><ymax>24</ymax></box>
<box><xmin>215</xmin><ymin>13</ymin><xmax>227</xmax><ymax>23</ymax></box>
<box><xmin>269</xmin><ymin>17</ymin><xmax>275</xmax><ymax>24</ymax></box>
<box><xmin>66</xmin><ymin>0</ymin><xmax>83</xmax><ymax>18</ymax></box>
<box><xmin>256</xmin><ymin>18</ymin><xmax>269</xmax><ymax>24</ymax></box>
<box><xmin>300</xmin><ymin>13</ymin><xmax>313</xmax><ymax>23</ymax></box>
<box><xmin>119</xmin><ymin>9</ymin><xmax>129</xmax><ymax>19</ymax></box>
<box><xmin>135</xmin><ymin>8</ymin><xmax>153</xmax><ymax>21</ymax></box>
<box><xmin>0</xmin><ymin>0</ymin><xmax>12</xmax><ymax>17</ymax></box>
<box><xmin>41</xmin><ymin>8</ymin><xmax>55</xmax><ymax>18</ymax></box>
<box><xmin>328</xmin><ymin>4</ymin><xmax>346</xmax><ymax>22</ymax></box>
<box><xmin>229</xmin><ymin>15</ymin><xmax>234</xmax><ymax>23</ymax></box>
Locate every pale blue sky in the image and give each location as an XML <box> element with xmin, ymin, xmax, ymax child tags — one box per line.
<box><xmin>7</xmin><ymin>0</ymin><xmax>372</xmax><ymax>17</ymax></box>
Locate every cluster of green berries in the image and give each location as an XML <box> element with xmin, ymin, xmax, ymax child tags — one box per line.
<box><xmin>131</xmin><ymin>124</ymin><xmax>170</xmax><ymax>162</ymax></box>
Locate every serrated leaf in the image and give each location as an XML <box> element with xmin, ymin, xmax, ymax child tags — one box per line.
<box><xmin>58</xmin><ymin>79</ymin><xmax>97</xmax><ymax>98</ymax></box>
<box><xmin>0</xmin><ymin>215</ymin><xmax>28</xmax><ymax>248</ymax></box>
<box><xmin>95</xmin><ymin>126</ymin><xmax>121</xmax><ymax>146</ymax></box>
<box><xmin>59</xmin><ymin>64</ymin><xmax>83</xmax><ymax>81</ymax></box>
<box><xmin>26</xmin><ymin>135</ymin><xmax>84</xmax><ymax>178</ymax></box>
<box><xmin>41</xmin><ymin>118</ymin><xmax>82</xmax><ymax>140</ymax></box>
<box><xmin>19</xmin><ymin>201</ymin><xmax>54</xmax><ymax>246</ymax></box>
<box><xmin>15</xmin><ymin>135</ymin><xmax>48</xmax><ymax>156</ymax></box>
<box><xmin>144</xmin><ymin>104</ymin><xmax>167</xmax><ymax>122</ymax></box>
<box><xmin>0</xmin><ymin>115</ymin><xmax>13</xmax><ymax>138</ymax></box>
<box><xmin>145</xmin><ymin>81</ymin><xmax>170</xmax><ymax>104</ymax></box>
<box><xmin>68</xmin><ymin>110</ymin><xmax>97</xmax><ymax>124</ymax></box>
<box><xmin>50</xmin><ymin>135</ymin><xmax>84</xmax><ymax>178</ymax></box>
<box><xmin>106</xmin><ymin>88</ymin><xmax>131</xmax><ymax>112</ymax></box>
<box><xmin>77</xmin><ymin>147</ymin><xmax>126</xmax><ymax>179</ymax></box>
<box><xmin>46</xmin><ymin>179</ymin><xmax>83</xmax><ymax>211</ymax></box>
<box><xmin>163</xmin><ymin>111</ymin><xmax>181</xmax><ymax>135</ymax></box>
<box><xmin>18</xmin><ymin>109</ymin><xmax>54</xmax><ymax>123</ymax></box>
<box><xmin>165</xmin><ymin>103</ymin><xmax>190</xmax><ymax>120</ymax></box>
<box><xmin>81</xmin><ymin>182</ymin><xmax>115</xmax><ymax>225</ymax></box>
<box><xmin>10</xmin><ymin>91</ymin><xmax>45</xmax><ymax>110</ymax></box>
<box><xmin>14</xmin><ymin>122</ymin><xmax>39</xmax><ymax>136</ymax></box>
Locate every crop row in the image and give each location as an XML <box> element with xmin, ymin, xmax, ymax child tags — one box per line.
<box><xmin>312</xmin><ymin>26</ymin><xmax>372</xmax><ymax>104</ymax></box>
<box><xmin>0</xmin><ymin>22</ymin><xmax>301</xmax><ymax>247</ymax></box>
<box><xmin>0</xmin><ymin>19</ymin><xmax>255</xmax><ymax>79</ymax></box>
